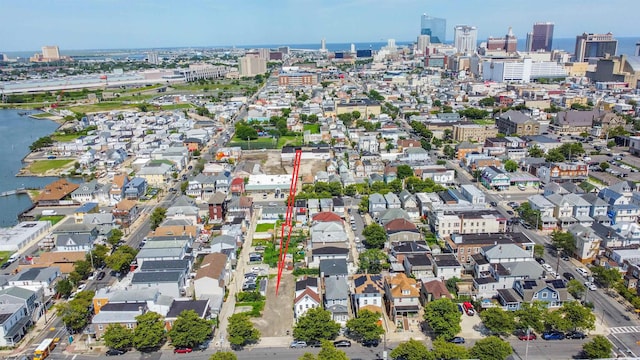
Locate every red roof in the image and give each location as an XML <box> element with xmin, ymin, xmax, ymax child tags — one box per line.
<box><xmin>384</xmin><ymin>218</ymin><xmax>417</xmax><ymax>233</ymax></box>
<box><xmin>312</xmin><ymin>212</ymin><xmax>342</xmax><ymax>223</ymax></box>
<box><xmin>294</xmin><ymin>287</ymin><xmax>321</xmax><ymax>304</ymax></box>
<box><xmin>231</xmin><ymin>177</ymin><xmax>244</xmax><ymax>185</ymax></box>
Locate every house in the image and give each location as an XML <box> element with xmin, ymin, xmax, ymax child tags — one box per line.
<box><xmin>324</xmin><ymin>276</ymin><xmax>350</xmax><ymax>325</ymax></box>
<box><xmin>446</xmin><ymin>232</ymin><xmax>535</xmax><ymax>267</ymax></box>
<box><xmin>110</xmin><ymin>174</ymin><xmax>129</xmax><ymax>204</ymax></box>
<box><xmin>581</xmin><ymin>193</ymin><xmax>609</xmax><ymax>219</ymax></box>
<box><xmin>165</xmin><ymin>299</ymin><xmax>210</xmax><ymax>330</ymax></box>
<box><xmin>432</xmin><ymin>254</ymin><xmax>462</xmax><ymax>280</ymax></box>
<box><xmin>130</xmin><ymin>271</ymin><xmax>186</xmax><ymax>298</ymax></box>
<box><xmin>319</xmin><ymin>258</ymin><xmax>348</xmax><ymax>278</ymax></box>
<box><xmin>208</xmin><ymin>192</ymin><xmax>227</xmax><ymax>223</ymax></box>
<box><xmin>528</xmin><ymin>194</ymin><xmax>557</xmax><ymax>231</ymax></box>
<box><xmin>123</xmin><ymin>177</ymin><xmax>147</xmax><ymax>200</ymax></box>
<box><xmin>403</xmin><ymin>254</ymin><xmax>434</xmax><ymax>278</ymax></box>
<box><xmin>481</xmin><ymin>166</ymin><xmax>510</xmax><ymax>191</ymax></box>
<box><xmin>352</xmin><ymin>274</ymin><xmax>384</xmax><ymax>316</ymax></box>
<box><xmin>311</xmin><ymin>222</ymin><xmax>347</xmax><ymax>244</ymax></box>
<box><xmin>567</xmin><ymin>224</ymin><xmax>602</xmax><ymax>264</ymax></box>
<box><xmin>71</xmin><ymin>180</ymin><xmax>101</xmax><ymax>203</ymax></box>
<box><xmin>312</xmin><ymin>212</ymin><xmax>343</xmax><ymax>224</ymax></box>
<box><xmin>312</xmin><ymin>246</ymin><xmax>350</xmax><ymax>265</ymax></box>
<box><xmin>332</xmin><ymin>198</ymin><xmax>345</xmax><ymax>215</ymax></box>
<box><xmin>385</xmin><ymin>219</ymin><xmax>421</xmax><ymax>243</ymax></box>
<box><xmin>92</xmin><ymin>288</ymin><xmax>173</xmax><ymax>317</ymax></box>
<box><xmin>294</xmin><ymin>277</ymin><xmax>321</xmax><ymax>319</ymax></box>
<box><xmin>55</xmin><ymin>233</ymin><xmax>94</xmax><ymax>252</ymax></box>
<box><xmin>0</xmin><ymin>287</ymin><xmax>40</xmax><ymax>347</ymax></box>
<box><xmin>420</xmin><ymin>279</ymin><xmax>453</xmax><ymax>304</ymax></box>
<box><xmin>166</xmin><ymin>196</ymin><xmax>201</xmax><ymax>225</ymax></box>
<box><xmin>384</xmin><ymin>273</ymin><xmax>421</xmax><ymax>321</ymax></box>
<box><xmin>497</xmin><ymin>279</ymin><xmax>572</xmax><ymax>311</ymax></box>
<box><xmin>35</xmin><ymin>179</ymin><xmax>79</xmax><ymax>206</ymax></box>
<box><xmin>384</xmin><ymin>193</ymin><xmax>402</xmax><ymax>209</ymax></box>
<box><xmin>92</xmin><ymin>302</ymin><xmax>147</xmax><ymax>339</ymax></box>
<box><xmin>369</xmin><ymin>193</ymin><xmax>387</xmax><ymax>215</ymax></box>
<box><xmin>112</xmin><ymin>199</ymin><xmax>140</xmax><ymax>228</ymax></box>
<box><xmin>136</xmin><ymin>237</ymin><xmax>191</xmax><ymax>266</ymax></box>
<box><xmin>193</xmin><ymin>253</ymin><xmax>231</xmax><ymax>299</ymax></box>
<box><xmin>8</xmin><ymin>267</ymin><xmax>60</xmax><ymax>297</ymax></box>
<box><xmin>230</xmin><ymin>177</ymin><xmax>245</xmax><ymax>195</ymax></box>
<box><xmin>137</xmin><ymin>162</ymin><xmax>174</xmax><ymax>186</ymax></box>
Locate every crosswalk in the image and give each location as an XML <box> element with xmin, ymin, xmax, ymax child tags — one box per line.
<box><xmin>610</xmin><ymin>326</ymin><xmax>640</xmax><ymax>334</ymax></box>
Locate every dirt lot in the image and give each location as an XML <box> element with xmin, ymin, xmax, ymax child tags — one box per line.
<box><xmin>242</xmin><ymin>150</ymin><xmax>327</xmax><ymax>177</ymax></box>
<box><xmin>252</xmin><ymin>273</ymin><xmax>295</xmax><ymax>337</ymax></box>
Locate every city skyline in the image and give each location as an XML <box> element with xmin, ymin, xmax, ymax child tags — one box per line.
<box><xmin>3</xmin><ymin>0</ymin><xmax>640</xmax><ymax>51</ymax></box>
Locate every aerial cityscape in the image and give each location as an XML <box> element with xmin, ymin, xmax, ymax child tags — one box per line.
<box><xmin>3</xmin><ymin>2</ymin><xmax>640</xmax><ymax>360</ymax></box>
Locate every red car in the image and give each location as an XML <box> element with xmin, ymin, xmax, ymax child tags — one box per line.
<box><xmin>174</xmin><ymin>347</ymin><xmax>193</xmax><ymax>354</ymax></box>
<box><xmin>518</xmin><ymin>332</ymin><xmax>537</xmax><ymax>341</ymax></box>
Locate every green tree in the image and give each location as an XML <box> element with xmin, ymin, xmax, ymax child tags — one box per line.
<box><xmin>608</xmin><ymin>125</ymin><xmax>629</xmax><ymax>138</ymax></box>
<box><xmin>362</xmin><ymin>223</ymin><xmax>387</xmax><ymax>249</ymax></box>
<box><xmin>105</xmin><ymin>245</ymin><xmax>138</xmax><ymax>273</ymax></box>
<box><xmin>518</xmin><ymin>202</ymin><xmax>541</xmax><ymax>230</ymax></box>
<box><xmin>515</xmin><ymin>302</ymin><xmax>547</xmax><ymax>333</ymax></box>
<box><xmin>358</xmin><ymin>249</ymin><xmax>388</xmax><ymax>274</ymax></box>
<box><xmin>590</xmin><ymin>265</ymin><xmax>622</xmax><ymax>290</ymax></box>
<box><xmin>55</xmin><ymin>278</ymin><xmax>73</xmax><ymax>298</ymax></box>
<box><xmin>133</xmin><ymin>311</ymin><xmax>166</xmax><ymax>351</ymax></box>
<box><xmin>308</xmin><ymin>114</ymin><xmax>319</xmax><ymax>123</ymax></box>
<box><xmin>431</xmin><ymin>338</ymin><xmax>469</xmax><ymax>360</ymax></box>
<box><xmin>56</xmin><ymin>290</ymin><xmax>95</xmax><ymax>332</ymax></box>
<box><xmin>73</xmin><ymin>259</ymin><xmax>92</xmax><ymax>278</ymax></box>
<box><xmin>479</xmin><ymin>307</ymin><xmax>516</xmax><ymax>336</ymax></box>
<box><xmin>479</xmin><ymin>97</ymin><xmax>496</xmax><ymax>107</ymax></box>
<box><xmin>317</xmin><ymin>341</ymin><xmax>349</xmax><ymax>360</ymax></box>
<box><xmin>397</xmin><ymin>164</ymin><xmax>414</xmax><ymax>179</ymax></box>
<box><xmin>470</xmin><ymin>336</ymin><xmax>513</xmax><ymax>360</ymax></box>
<box><xmin>345</xmin><ymin>310</ymin><xmax>384</xmax><ymax>342</ymax></box>
<box><xmin>103</xmin><ymin>324</ymin><xmax>134</xmax><ymax>350</ymax></box>
<box><xmin>358</xmin><ymin>196</ymin><xmax>369</xmax><ymax>214</ymax></box>
<box><xmin>88</xmin><ymin>244</ymin><xmax>109</xmax><ymax>269</ymax></box>
<box><xmin>423</xmin><ymin>298</ymin><xmax>462</xmax><ymax>339</ymax></box>
<box><xmin>582</xmin><ymin>335</ymin><xmax>613</xmax><ymax>359</ymax></box>
<box><xmin>293</xmin><ymin>308</ymin><xmax>340</xmax><ymax>342</ymax></box>
<box><xmin>533</xmin><ymin>244</ymin><xmax>545</xmax><ymax>259</ymax></box>
<box><xmin>351</xmin><ymin>111</ymin><xmax>361</xmax><ymax>120</ymax></box>
<box><xmin>168</xmin><ymin>310</ymin><xmax>213</xmax><ymax>348</ymax></box>
<box><xmin>227</xmin><ymin>313</ymin><xmax>260</xmax><ymax>348</ymax></box>
<box><xmin>561</xmin><ymin>301</ymin><xmax>595</xmax><ymax>331</ymax></box>
<box><xmin>150</xmin><ymin>207</ymin><xmax>167</xmax><ymax>230</ymax></box>
<box><xmin>298</xmin><ymin>353</ymin><xmax>318</xmax><ymax>360</ymax></box>
<box><xmin>545</xmin><ymin>148</ymin><xmax>566</xmax><ymax>162</ymax></box>
<box><xmin>443</xmin><ymin>145</ymin><xmax>455</xmax><ymax>159</ymax></box>
<box><xmin>600</xmin><ymin>162</ymin><xmax>610</xmax><ymax>171</ymax></box>
<box><xmin>542</xmin><ymin>308</ymin><xmax>570</xmax><ymax>331</ymax></box>
<box><xmin>390</xmin><ymin>338</ymin><xmax>434</xmax><ymax>360</ymax></box>
<box><xmin>551</xmin><ymin>231</ymin><xmax>576</xmax><ymax>255</ymax></box>
<box><xmin>567</xmin><ymin>279</ymin><xmax>586</xmax><ymax>300</ymax></box>
<box><xmin>504</xmin><ymin>159</ymin><xmax>518</xmax><ymax>172</ymax></box>
<box><xmin>209</xmin><ymin>352</ymin><xmax>238</xmax><ymax>360</ymax></box>
<box><xmin>235</xmin><ymin>122</ymin><xmax>258</xmax><ymax>140</ymax></box>
<box><xmin>528</xmin><ymin>145</ymin><xmax>545</xmax><ymax>158</ymax></box>
<box><xmin>107</xmin><ymin>228</ymin><xmax>124</xmax><ymax>246</ymax></box>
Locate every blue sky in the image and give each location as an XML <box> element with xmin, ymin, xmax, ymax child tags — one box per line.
<box><xmin>3</xmin><ymin>0</ymin><xmax>639</xmax><ymax>51</ymax></box>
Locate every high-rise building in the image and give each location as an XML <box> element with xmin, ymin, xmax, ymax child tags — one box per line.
<box><xmin>257</xmin><ymin>48</ymin><xmax>270</xmax><ymax>60</ymax></box>
<box><xmin>41</xmin><ymin>46</ymin><xmax>60</xmax><ymax>60</ymax></box>
<box><xmin>636</xmin><ymin>42</ymin><xmax>640</xmax><ymax>57</ymax></box>
<box><xmin>278</xmin><ymin>46</ymin><xmax>290</xmax><ymax>55</ymax></box>
<box><xmin>320</xmin><ymin>38</ymin><xmax>326</xmax><ymax>52</ymax></box>
<box><xmin>574</xmin><ymin>32</ymin><xmax>618</xmax><ymax>62</ymax></box>
<box><xmin>147</xmin><ymin>52</ymin><xmax>159</xmax><ymax>65</ymax></box>
<box><xmin>525</xmin><ymin>32</ymin><xmax>533</xmax><ymax>52</ymax></box>
<box><xmin>530</xmin><ymin>22</ymin><xmax>554</xmax><ymax>52</ymax></box>
<box><xmin>486</xmin><ymin>27</ymin><xmax>518</xmax><ymax>53</ymax></box>
<box><xmin>350</xmin><ymin>43</ymin><xmax>356</xmax><ymax>53</ymax></box>
<box><xmin>417</xmin><ymin>35</ymin><xmax>431</xmax><ymax>54</ymax></box>
<box><xmin>387</xmin><ymin>39</ymin><xmax>397</xmax><ymax>52</ymax></box>
<box><xmin>454</xmin><ymin>25</ymin><xmax>478</xmax><ymax>54</ymax></box>
<box><xmin>421</xmin><ymin>14</ymin><xmax>446</xmax><ymax>43</ymax></box>
<box><xmin>238</xmin><ymin>55</ymin><xmax>267</xmax><ymax>77</ymax></box>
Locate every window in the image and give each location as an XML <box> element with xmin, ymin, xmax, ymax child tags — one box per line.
<box><xmin>98</xmin><ymin>325</ymin><xmax>103</xmax><ymax>330</ymax></box>
<box><xmin>364</xmin><ymin>299</ymin><xmax>368</xmax><ymax>305</ymax></box>
<box><xmin>541</xmin><ymin>292</ymin><xmax>548</xmax><ymax>298</ymax></box>
<box><xmin>126</xmin><ymin>323</ymin><xmax>134</xmax><ymax>329</ymax></box>
<box><xmin>306</xmin><ymin>304</ymin><xmax>309</xmax><ymax>309</ymax></box>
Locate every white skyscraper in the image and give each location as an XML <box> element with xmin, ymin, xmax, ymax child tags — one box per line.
<box><xmin>454</xmin><ymin>25</ymin><xmax>478</xmax><ymax>54</ymax></box>
<box><xmin>387</xmin><ymin>39</ymin><xmax>397</xmax><ymax>52</ymax></box>
<box><xmin>147</xmin><ymin>52</ymin><xmax>159</xmax><ymax>65</ymax></box>
<box><xmin>350</xmin><ymin>43</ymin><xmax>356</xmax><ymax>53</ymax></box>
<box><xmin>320</xmin><ymin>38</ymin><xmax>326</xmax><ymax>52</ymax></box>
<box><xmin>417</xmin><ymin>35</ymin><xmax>431</xmax><ymax>55</ymax></box>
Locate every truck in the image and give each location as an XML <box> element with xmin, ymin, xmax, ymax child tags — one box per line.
<box><xmin>33</xmin><ymin>338</ymin><xmax>56</xmax><ymax>360</ymax></box>
<box><xmin>41</xmin><ymin>210</ymin><xmax>57</xmax><ymax>216</ymax></box>
<box><xmin>462</xmin><ymin>301</ymin><xmax>475</xmax><ymax>316</ymax></box>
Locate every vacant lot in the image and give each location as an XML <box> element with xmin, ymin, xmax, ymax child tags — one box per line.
<box><xmin>303</xmin><ymin>124</ymin><xmax>320</xmax><ymax>134</ymax></box>
<box><xmin>255</xmin><ymin>223</ymin><xmax>276</xmax><ymax>233</ymax></box>
<box><xmin>251</xmin><ymin>273</ymin><xmax>294</xmax><ymax>337</ymax></box>
<box><xmin>28</xmin><ymin>159</ymin><xmax>74</xmax><ymax>174</ymax></box>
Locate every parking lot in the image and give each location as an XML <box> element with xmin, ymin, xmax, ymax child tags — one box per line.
<box><xmin>251</xmin><ymin>272</ymin><xmax>295</xmax><ymax>337</ymax></box>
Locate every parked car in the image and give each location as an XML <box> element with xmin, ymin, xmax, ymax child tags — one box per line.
<box><xmin>506</xmin><ymin>210</ymin><xmax>514</xmax><ymax>216</ymax></box>
<box><xmin>576</xmin><ymin>267</ymin><xmax>589</xmax><ymax>278</ymax></box>
<box><xmin>307</xmin><ymin>340</ymin><xmax>322</xmax><ymax>348</ymax></box>
<box><xmin>106</xmin><ymin>349</ymin><xmax>126</xmax><ymax>356</ymax></box>
<box><xmin>77</xmin><ymin>283</ymin><xmax>87</xmax><ymax>292</ymax></box>
<box><xmin>290</xmin><ymin>341</ymin><xmax>308</xmax><ymax>348</ymax></box>
<box><xmin>1</xmin><ymin>262</ymin><xmax>11</xmax><ymax>269</ymax></box>
<box><xmin>542</xmin><ymin>264</ymin><xmax>553</xmax><ymax>272</ymax></box>
<box><xmin>518</xmin><ymin>332</ymin><xmax>537</xmax><ymax>341</ymax></box>
<box><xmin>490</xmin><ymin>201</ymin><xmax>498</xmax><ymax>207</ymax></box>
<box><xmin>174</xmin><ymin>347</ymin><xmax>193</xmax><ymax>354</ymax></box>
<box><xmin>448</xmin><ymin>337</ymin><xmax>465</xmax><ymax>344</ymax></box>
<box><xmin>536</xmin><ymin>258</ymin><xmax>545</xmax><ymax>265</ymax></box>
<box><xmin>585</xmin><ymin>282</ymin><xmax>597</xmax><ymax>291</ymax></box>
<box><xmin>362</xmin><ymin>339</ymin><xmax>379</xmax><ymax>347</ymax></box>
<box><xmin>563</xmin><ymin>272</ymin><xmax>575</xmax><ymax>281</ymax></box>
<box><xmin>542</xmin><ymin>331</ymin><xmax>565</xmax><ymax>340</ymax></box>
<box><xmin>566</xmin><ymin>331</ymin><xmax>586</xmax><ymax>339</ymax></box>
<box><xmin>333</xmin><ymin>340</ymin><xmax>352</xmax><ymax>347</ymax></box>
<box><xmin>561</xmin><ymin>255</ymin><xmax>570</xmax><ymax>261</ymax></box>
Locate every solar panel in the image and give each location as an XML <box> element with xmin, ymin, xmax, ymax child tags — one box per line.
<box><xmin>548</xmin><ymin>279</ymin><xmax>566</xmax><ymax>289</ymax></box>
<box><xmin>523</xmin><ymin>280</ymin><xmax>537</xmax><ymax>289</ymax></box>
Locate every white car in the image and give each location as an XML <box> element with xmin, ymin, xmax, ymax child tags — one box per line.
<box><xmin>542</xmin><ymin>263</ymin><xmax>553</xmax><ymax>272</ymax></box>
<box><xmin>585</xmin><ymin>282</ymin><xmax>597</xmax><ymax>291</ymax></box>
<box><xmin>77</xmin><ymin>284</ymin><xmax>87</xmax><ymax>292</ymax></box>
<box><xmin>251</xmin><ymin>267</ymin><xmax>264</xmax><ymax>273</ymax></box>
<box><xmin>576</xmin><ymin>267</ymin><xmax>589</xmax><ymax>278</ymax></box>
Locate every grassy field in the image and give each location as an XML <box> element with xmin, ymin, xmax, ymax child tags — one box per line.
<box><xmin>31</xmin><ymin>112</ymin><xmax>55</xmax><ymax>119</ymax></box>
<box><xmin>39</xmin><ymin>215</ymin><xmax>65</xmax><ymax>225</ymax></box>
<box><xmin>52</xmin><ymin>133</ymin><xmax>82</xmax><ymax>142</ymax></box>
<box><xmin>160</xmin><ymin>103</ymin><xmax>194</xmax><ymax>110</ymax></box>
<box><xmin>277</xmin><ymin>136</ymin><xmax>303</xmax><ymax>148</ymax></box>
<box><xmin>303</xmin><ymin>124</ymin><xmax>320</xmax><ymax>134</ymax></box>
<box><xmin>228</xmin><ymin>136</ymin><xmax>277</xmax><ymax>150</ymax></box>
<box><xmin>255</xmin><ymin>223</ymin><xmax>276</xmax><ymax>233</ymax></box>
<box><xmin>29</xmin><ymin>159</ymin><xmax>74</xmax><ymax>174</ymax></box>
<box><xmin>64</xmin><ymin>102</ymin><xmax>139</xmax><ymax>113</ymax></box>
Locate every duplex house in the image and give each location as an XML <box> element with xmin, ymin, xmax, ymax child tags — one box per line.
<box><xmin>385</xmin><ymin>193</ymin><xmax>402</xmax><ymax>209</ymax></box>
<box><xmin>192</xmin><ymin>247</ymin><xmax>230</xmax><ymax>300</ymax></box>
<box><xmin>208</xmin><ymin>192</ymin><xmax>227</xmax><ymax>223</ymax></box>
<box><xmin>432</xmin><ymin>254</ymin><xmax>462</xmax><ymax>280</ymax></box>
<box><xmin>130</xmin><ymin>271</ymin><xmax>186</xmax><ymax>298</ymax></box>
<box><xmin>497</xmin><ymin>279</ymin><xmax>572</xmax><ymax>311</ymax></box>
<box><xmin>567</xmin><ymin>224</ymin><xmax>602</xmax><ymax>264</ymax></box>
<box><xmin>0</xmin><ymin>302</ymin><xmax>31</xmax><ymax>347</ymax></box>
<box><xmin>294</xmin><ymin>277</ymin><xmax>321</xmax><ymax>320</ymax></box>
<box><xmin>351</xmin><ymin>274</ymin><xmax>384</xmax><ymax>315</ymax></box>
<box><xmin>385</xmin><ymin>218</ymin><xmax>421</xmax><ymax>243</ymax></box>
<box><xmin>123</xmin><ymin>177</ymin><xmax>147</xmax><ymax>200</ymax></box>
<box><xmin>403</xmin><ymin>254</ymin><xmax>434</xmax><ymax>279</ymax></box>
<box><xmin>581</xmin><ymin>193</ymin><xmax>609</xmax><ymax>219</ymax></box>
<box><xmin>9</xmin><ymin>267</ymin><xmax>60</xmax><ymax>296</ymax></box>
<box><xmin>311</xmin><ymin>222</ymin><xmax>347</xmax><ymax>244</ymax></box>
<box><xmin>112</xmin><ymin>199</ymin><xmax>140</xmax><ymax>228</ymax></box>
<box><xmin>369</xmin><ymin>193</ymin><xmax>387</xmax><ymax>215</ymax></box>
<box><xmin>92</xmin><ymin>302</ymin><xmax>147</xmax><ymax>339</ymax></box>
<box><xmin>528</xmin><ymin>194</ymin><xmax>557</xmax><ymax>231</ymax></box>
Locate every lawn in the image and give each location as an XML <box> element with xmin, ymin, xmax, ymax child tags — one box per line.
<box><xmin>64</xmin><ymin>102</ymin><xmax>139</xmax><ymax>113</ymax></box>
<box><xmin>28</xmin><ymin>159</ymin><xmax>74</xmax><ymax>174</ymax></box>
<box><xmin>303</xmin><ymin>124</ymin><xmax>320</xmax><ymax>134</ymax></box>
<box><xmin>39</xmin><ymin>215</ymin><xmax>65</xmax><ymax>225</ymax></box>
<box><xmin>255</xmin><ymin>223</ymin><xmax>276</xmax><ymax>233</ymax></box>
<box><xmin>160</xmin><ymin>103</ymin><xmax>194</xmax><ymax>110</ymax></box>
<box><xmin>52</xmin><ymin>133</ymin><xmax>82</xmax><ymax>142</ymax></box>
<box><xmin>0</xmin><ymin>251</ymin><xmax>11</xmax><ymax>266</ymax></box>
<box><xmin>277</xmin><ymin>136</ymin><xmax>303</xmax><ymax>148</ymax></box>
<box><xmin>31</xmin><ymin>112</ymin><xmax>55</xmax><ymax>119</ymax></box>
<box><xmin>228</xmin><ymin>136</ymin><xmax>277</xmax><ymax>150</ymax></box>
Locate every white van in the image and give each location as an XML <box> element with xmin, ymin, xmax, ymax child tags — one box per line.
<box><xmin>576</xmin><ymin>267</ymin><xmax>589</xmax><ymax>278</ymax></box>
<box><xmin>8</xmin><ymin>254</ymin><xmax>20</xmax><ymax>263</ymax></box>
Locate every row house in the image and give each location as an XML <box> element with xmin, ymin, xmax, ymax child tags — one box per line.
<box><xmin>497</xmin><ymin>279</ymin><xmax>573</xmax><ymax>311</ymax></box>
